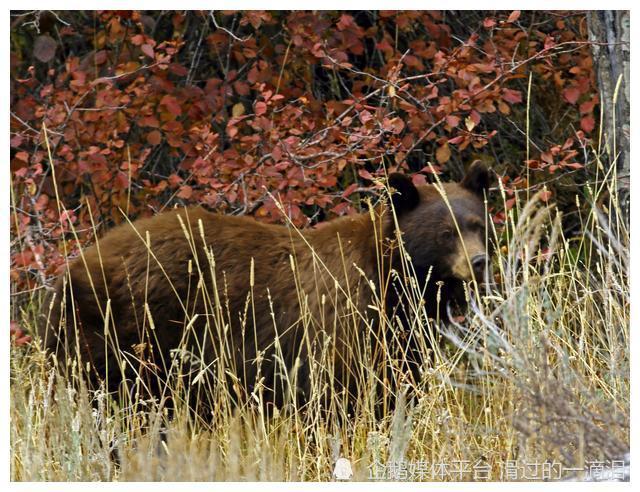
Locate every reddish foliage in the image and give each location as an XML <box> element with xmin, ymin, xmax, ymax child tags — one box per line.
<box><xmin>10</xmin><ymin>11</ymin><xmax>598</xmax><ymax>292</ymax></box>
<box><xmin>10</xmin><ymin>321</ymin><xmax>32</xmax><ymax>346</ymax></box>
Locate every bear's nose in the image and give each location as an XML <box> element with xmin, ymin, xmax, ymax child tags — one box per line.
<box><xmin>471</xmin><ymin>254</ymin><xmax>487</xmax><ymax>281</ymax></box>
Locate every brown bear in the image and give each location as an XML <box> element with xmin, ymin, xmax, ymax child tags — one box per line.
<box><xmin>39</xmin><ymin>161</ymin><xmax>490</xmax><ymax>411</ymax></box>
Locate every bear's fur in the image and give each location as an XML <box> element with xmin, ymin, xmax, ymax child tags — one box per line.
<box><xmin>40</xmin><ymin>161</ymin><xmax>490</xmax><ymax>409</ymax></box>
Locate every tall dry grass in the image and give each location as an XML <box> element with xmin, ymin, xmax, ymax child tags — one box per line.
<box><xmin>10</xmin><ymin>145</ymin><xmax>629</xmax><ymax>481</ymax></box>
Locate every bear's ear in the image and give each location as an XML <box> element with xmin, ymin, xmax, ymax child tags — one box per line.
<box><xmin>461</xmin><ymin>160</ymin><xmax>491</xmax><ymax>197</ymax></box>
<box><xmin>388</xmin><ymin>173</ymin><xmax>420</xmax><ymax>214</ymax></box>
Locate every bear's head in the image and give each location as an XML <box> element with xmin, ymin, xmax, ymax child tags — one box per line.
<box><xmin>388</xmin><ymin>160</ymin><xmax>491</xmax><ymax>318</ymax></box>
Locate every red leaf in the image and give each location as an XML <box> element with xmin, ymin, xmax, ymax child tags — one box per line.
<box><xmin>470</xmin><ymin>110</ymin><xmax>481</xmax><ymax>125</ymax></box>
<box><xmin>446</xmin><ymin>115</ymin><xmax>460</xmax><ymax>128</ymax></box>
<box><xmin>507</xmin><ymin>11</ymin><xmax>521</xmax><ymax>23</ymax></box>
<box><xmin>524</xmin><ymin>159</ymin><xmax>540</xmax><ymax>169</ymax></box>
<box><xmin>161</xmin><ymin>95</ymin><xmax>182</xmax><ymax>116</ymax></box>
<box><xmin>502</xmin><ymin>88</ymin><xmax>523</xmax><ymax>104</ymax></box>
<box><xmin>255</xmin><ymin>101</ymin><xmax>267</xmax><ymax>116</ymax></box>
<box><xmin>169</xmin><ymin>63</ymin><xmax>188</xmax><ymax>76</ymax></box>
<box><xmin>544</xmin><ymin>36</ymin><xmax>556</xmax><ymax>50</ymax></box>
<box><xmin>579</xmin><ymin>99</ymin><xmax>596</xmax><ymax>114</ymax></box>
<box><xmin>483</xmin><ymin>18</ymin><xmax>496</xmax><ymax>28</ymax></box>
<box><xmin>390</xmin><ymin>117</ymin><xmax>405</xmax><ymax>134</ymax></box>
<box><xmin>234</xmin><ymin>81</ymin><xmax>250</xmax><ymax>96</ymax></box>
<box><xmin>561</xmin><ymin>138</ymin><xmax>574</xmax><ymax>150</ymax></box>
<box><xmin>114</xmin><ymin>172</ymin><xmax>129</xmax><ymax>189</ymax></box>
<box><xmin>177</xmin><ymin>185</ymin><xmax>193</xmax><ymax>199</ymax></box>
<box><xmin>358</xmin><ymin>169</ymin><xmax>374</xmax><ymax>180</ymax></box>
<box><xmin>564</xmin><ymin>162</ymin><xmax>584</xmax><ymax>170</ymax></box>
<box><xmin>330</xmin><ymin>202</ymin><xmax>351</xmax><ymax>216</ymax></box>
<box><xmin>580</xmin><ymin>115</ymin><xmax>595</xmax><ymax>133</ymax></box>
<box><xmin>359</xmin><ymin>110</ymin><xmax>373</xmax><ymax>124</ymax></box>
<box><xmin>539</xmin><ymin>189</ymin><xmax>552</xmax><ymax>202</ymax></box>
<box><xmin>10</xmin><ymin>321</ymin><xmax>31</xmax><ymax>346</ymax></box>
<box><xmin>540</xmin><ymin>151</ymin><xmax>554</xmax><ymax>165</ymax></box>
<box><xmin>147</xmin><ymin>130</ymin><xmax>162</xmax><ymax>146</ymax></box>
<box><xmin>141</xmin><ymin>44</ymin><xmax>155</xmax><ymax>59</ymax></box>
<box><xmin>131</xmin><ymin>34</ymin><xmax>145</xmax><ymax>46</ymax></box>
<box><xmin>336</xmin><ymin>14</ymin><xmax>354</xmax><ymax>31</ymax></box>
<box><xmin>10</xmin><ymin>135</ymin><xmax>23</xmax><ymax>148</ymax></box>
<box><xmin>94</xmin><ymin>50</ymin><xmax>108</xmax><ymax>64</ymax></box>
<box><xmin>341</xmin><ymin>183</ymin><xmax>358</xmax><ymax>198</ymax></box>
<box><xmin>563</xmin><ymin>86</ymin><xmax>581</xmax><ymax>105</ymax></box>
<box><xmin>271</xmin><ymin>145</ymin><xmax>283</xmax><ymax>162</ymax></box>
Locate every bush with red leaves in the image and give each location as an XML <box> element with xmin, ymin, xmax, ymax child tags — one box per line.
<box><xmin>10</xmin><ymin>10</ymin><xmax>599</xmax><ymax>294</ymax></box>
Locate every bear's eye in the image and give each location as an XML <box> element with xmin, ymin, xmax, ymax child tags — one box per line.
<box><xmin>440</xmin><ymin>228</ymin><xmax>455</xmax><ymax>241</ymax></box>
<box><xmin>468</xmin><ymin>220</ymin><xmax>484</xmax><ymax>233</ymax></box>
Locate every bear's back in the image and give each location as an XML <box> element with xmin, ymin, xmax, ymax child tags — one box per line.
<box><xmin>39</xmin><ymin>206</ymin><xmax>372</xmax><ymax>403</ymax></box>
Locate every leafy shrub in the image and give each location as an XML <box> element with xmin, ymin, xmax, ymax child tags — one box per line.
<box><xmin>10</xmin><ymin>10</ymin><xmax>598</xmax><ymax>294</ymax></box>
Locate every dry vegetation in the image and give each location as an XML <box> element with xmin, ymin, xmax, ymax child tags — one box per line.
<box><xmin>10</xmin><ymin>143</ymin><xmax>629</xmax><ymax>482</ymax></box>
<box><xmin>9</xmin><ymin>10</ymin><xmax>629</xmax><ymax>483</ymax></box>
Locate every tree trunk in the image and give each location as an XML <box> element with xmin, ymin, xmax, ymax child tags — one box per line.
<box><xmin>587</xmin><ymin>11</ymin><xmax>630</xmax><ymax>225</ymax></box>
